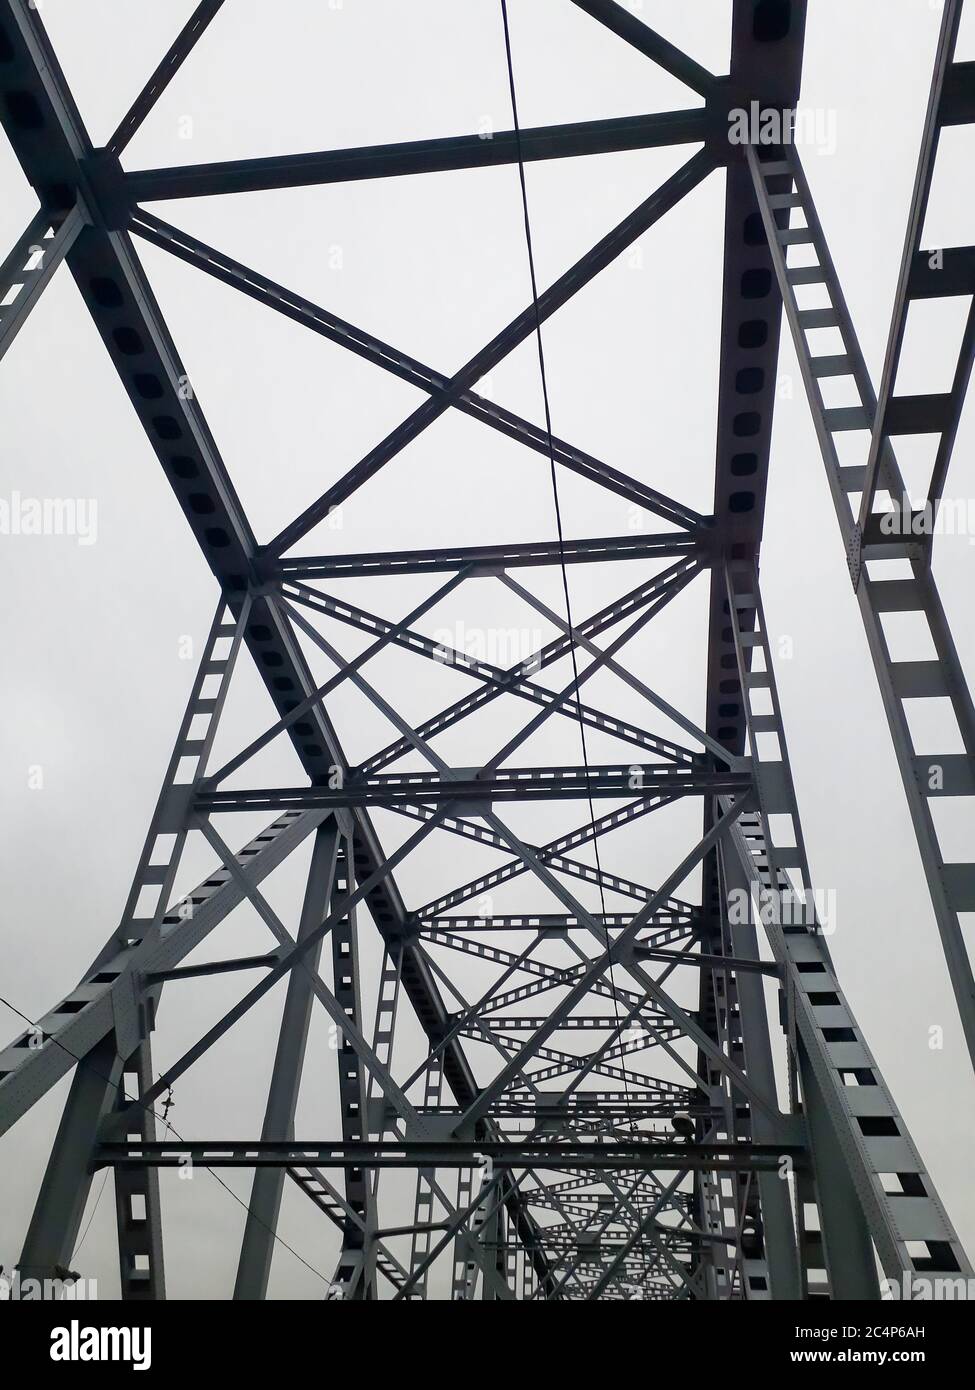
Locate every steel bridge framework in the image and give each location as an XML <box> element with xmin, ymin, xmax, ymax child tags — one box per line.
<box><xmin>1</xmin><ymin>0</ymin><xmax>974</xmax><ymax>1300</ymax></box>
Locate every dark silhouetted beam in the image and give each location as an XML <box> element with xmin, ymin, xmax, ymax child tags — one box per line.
<box><xmin>571</xmin><ymin>0</ymin><xmax>719</xmax><ymax>96</ymax></box>
<box><xmin>276</xmin><ymin>533</ymin><xmax>703</xmax><ymax>580</ymax></box>
<box><xmin>125</xmin><ymin>108</ymin><xmax>713</xmax><ymax>202</ymax></box>
<box><xmin>98</xmin><ymin>1140</ymin><xmax>806</xmax><ymax>1173</ymax></box>
<box><xmin>108</xmin><ymin>0</ymin><xmax>225</xmax><ymax>154</ymax></box>
<box><xmin>197</xmin><ymin>767</ymin><xmax>752</xmax><ymax>813</ymax></box>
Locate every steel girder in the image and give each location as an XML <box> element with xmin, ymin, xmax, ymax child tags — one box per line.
<box><xmin>745</xmin><ymin>5</ymin><xmax>975</xmax><ymax>1075</ymax></box>
<box><xmin>97</xmin><ymin>1140</ymin><xmax>804</xmax><ymax>1173</ymax></box>
<box><xmin>1</xmin><ymin>0</ymin><xmax>974</xmax><ymax>1302</ymax></box>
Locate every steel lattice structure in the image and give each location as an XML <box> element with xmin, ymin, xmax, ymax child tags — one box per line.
<box><xmin>2</xmin><ymin>0</ymin><xmax>975</xmax><ymax>1301</ymax></box>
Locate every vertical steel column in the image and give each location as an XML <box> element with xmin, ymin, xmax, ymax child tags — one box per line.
<box><xmin>481</xmin><ymin>1202</ymin><xmax>502</xmax><ymax>1302</ymax></box>
<box><xmin>718</xmin><ymin>845</ymin><xmax>801</xmax><ymax>1299</ymax></box>
<box><xmin>724</xmin><ymin>560</ymin><xmax>971</xmax><ymax>1291</ymax></box>
<box><xmin>18</xmin><ymin>1034</ymin><xmax>123</xmax><ymax>1285</ymax></box>
<box><xmin>407</xmin><ymin>1056</ymin><xmax>444</xmax><ymax>1298</ymax></box>
<box><xmin>112</xmin><ymin>1038</ymin><xmax>166</xmax><ymax>1299</ymax></box>
<box><xmin>20</xmin><ymin>596</ymin><xmax>250</xmax><ymax>1295</ymax></box>
<box><xmin>788</xmin><ymin>1046</ymin><xmax>831</xmax><ymax>1299</ymax></box>
<box><xmin>796</xmin><ymin>1037</ymin><xmax>879</xmax><ymax>1300</ymax></box>
<box><xmin>326</xmin><ymin>840</ymin><xmax>376</xmax><ymax>1300</ymax></box>
<box><xmin>695</xmin><ymin>929</ymin><xmax>753</xmax><ymax>1299</ymax></box>
<box><xmin>233</xmin><ymin>820</ymin><xmax>340</xmax><ymax>1299</ymax></box>
<box><xmin>451</xmin><ymin>1167</ymin><xmax>475</xmax><ymax>1299</ymax></box>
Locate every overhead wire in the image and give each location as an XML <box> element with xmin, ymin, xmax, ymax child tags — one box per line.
<box><xmin>499</xmin><ymin>0</ymin><xmax>656</xmax><ymax>1290</ymax></box>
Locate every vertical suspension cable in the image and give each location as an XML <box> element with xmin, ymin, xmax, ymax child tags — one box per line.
<box><xmin>499</xmin><ymin>0</ymin><xmax>653</xmax><ymax>1293</ymax></box>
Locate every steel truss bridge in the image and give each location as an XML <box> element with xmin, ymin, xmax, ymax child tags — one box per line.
<box><xmin>1</xmin><ymin>0</ymin><xmax>974</xmax><ymax>1301</ymax></box>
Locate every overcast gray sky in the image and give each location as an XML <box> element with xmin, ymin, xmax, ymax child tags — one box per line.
<box><xmin>2</xmin><ymin>0</ymin><xmax>974</xmax><ymax>1298</ymax></box>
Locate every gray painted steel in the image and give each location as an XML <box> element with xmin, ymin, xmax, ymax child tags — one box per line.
<box><xmin>1</xmin><ymin>0</ymin><xmax>973</xmax><ymax>1300</ymax></box>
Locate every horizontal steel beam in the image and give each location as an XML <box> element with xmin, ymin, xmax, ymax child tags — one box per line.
<box><xmin>427</xmin><ymin>1099</ymin><xmax>700</xmax><ymax>1118</ymax></box>
<box><xmin>275</xmin><ymin>532</ymin><xmax>703</xmax><ymax>580</ymax></box>
<box><xmin>145</xmin><ymin>952</ymin><xmax>279</xmax><ymax>984</ymax></box>
<box><xmin>197</xmin><ymin>767</ymin><xmax>752</xmax><ymax>812</ymax></box>
<box><xmin>124</xmin><ymin>109</ymin><xmax>714</xmax><ymax>202</ymax></box>
<box><xmin>632</xmin><ymin>946</ymin><xmax>781</xmax><ymax>977</ymax></box>
<box><xmin>97</xmin><ymin>1140</ymin><xmax>806</xmax><ymax>1173</ymax></box>
<box><xmin>421</xmin><ymin>913</ymin><xmax>697</xmax><ymax>931</ymax></box>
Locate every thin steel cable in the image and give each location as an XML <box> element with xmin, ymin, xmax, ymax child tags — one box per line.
<box><xmin>72</xmin><ymin>1169</ymin><xmax>110</xmax><ymax>1261</ymax></box>
<box><xmin>499</xmin><ymin>0</ymin><xmax>654</xmax><ymax>1289</ymax></box>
